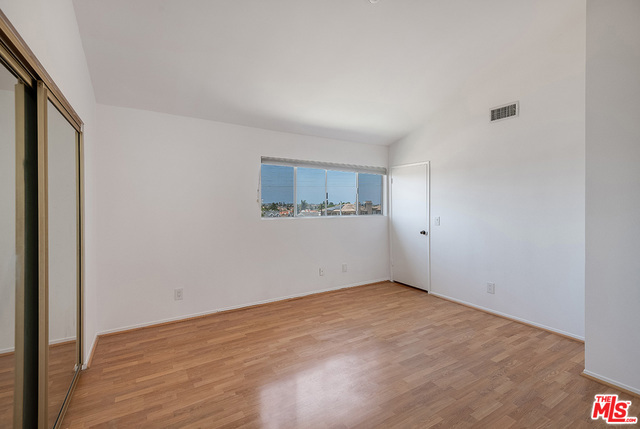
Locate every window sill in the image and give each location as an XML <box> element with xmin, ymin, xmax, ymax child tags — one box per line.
<box><xmin>260</xmin><ymin>214</ymin><xmax>385</xmax><ymax>220</ymax></box>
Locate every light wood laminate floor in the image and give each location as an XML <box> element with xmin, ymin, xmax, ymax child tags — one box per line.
<box><xmin>62</xmin><ymin>282</ymin><xmax>635</xmax><ymax>428</ymax></box>
<box><xmin>0</xmin><ymin>351</ymin><xmax>15</xmax><ymax>428</ymax></box>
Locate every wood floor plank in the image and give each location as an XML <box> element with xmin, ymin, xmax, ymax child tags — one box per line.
<box><xmin>61</xmin><ymin>282</ymin><xmax>636</xmax><ymax>428</ymax></box>
<box><xmin>0</xmin><ymin>352</ymin><xmax>14</xmax><ymax>428</ymax></box>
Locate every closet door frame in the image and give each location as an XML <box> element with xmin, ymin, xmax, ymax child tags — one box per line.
<box><xmin>37</xmin><ymin>84</ymin><xmax>85</xmax><ymax>429</ymax></box>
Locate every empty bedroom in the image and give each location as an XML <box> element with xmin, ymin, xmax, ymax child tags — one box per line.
<box><xmin>0</xmin><ymin>0</ymin><xmax>638</xmax><ymax>427</ymax></box>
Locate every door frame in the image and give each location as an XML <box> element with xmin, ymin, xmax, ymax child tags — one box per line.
<box><xmin>389</xmin><ymin>161</ymin><xmax>431</xmax><ymax>292</ymax></box>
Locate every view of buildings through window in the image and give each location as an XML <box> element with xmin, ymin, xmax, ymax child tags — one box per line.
<box><xmin>261</xmin><ymin>164</ymin><xmax>383</xmax><ymax>218</ymax></box>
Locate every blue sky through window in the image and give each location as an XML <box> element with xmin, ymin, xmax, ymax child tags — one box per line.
<box><xmin>261</xmin><ymin>164</ymin><xmax>382</xmax><ymax>208</ymax></box>
<box><xmin>327</xmin><ymin>170</ymin><xmax>356</xmax><ymax>204</ymax></box>
<box><xmin>296</xmin><ymin>167</ymin><xmax>325</xmax><ymax>206</ymax></box>
<box><xmin>358</xmin><ymin>173</ymin><xmax>382</xmax><ymax>205</ymax></box>
<box><xmin>261</xmin><ymin>164</ymin><xmax>293</xmax><ymax>204</ymax></box>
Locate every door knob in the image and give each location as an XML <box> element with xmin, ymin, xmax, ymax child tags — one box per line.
<box><xmin>420</xmin><ymin>230</ymin><xmax>427</xmax><ymax>235</ymax></box>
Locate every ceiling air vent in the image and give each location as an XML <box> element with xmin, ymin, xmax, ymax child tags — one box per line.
<box><xmin>490</xmin><ymin>102</ymin><xmax>519</xmax><ymax>122</ymax></box>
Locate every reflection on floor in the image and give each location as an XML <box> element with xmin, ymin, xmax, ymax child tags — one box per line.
<box><xmin>64</xmin><ymin>282</ymin><xmax>633</xmax><ymax>428</ymax></box>
<box><xmin>0</xmin><ymin>340</ymin><xmax>76</xmax><ymax>428</ymax></box>
<box><xmin>48</xmin><ymin>340</ymin><xmax>77</xmax><ymax>428</ymax></box>
<box><xmin>0</xmin><ymin>351</ymin><xmax>14</xmax><ymax>428</ymax></box>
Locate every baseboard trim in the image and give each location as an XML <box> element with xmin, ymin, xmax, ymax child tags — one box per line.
<box><xmin>49</xmin><ymin>339</ymin><xmax>76</xmax><ymax>348</ymax></box>
<box><xmin>3</xmin><ymin>337</ymin><xmax>79</xmax><ymax>355</ymax></box>
<box><xmin>429</xmin><ymin>291</ymin><xmax>585</xmax><ymax>343</ymax></box>
<box><xmin>50</xmin><ymin>336</ymin><xmax>76</xmax><ymax>346</ymax></box>
<box><xmin>96</xmin><ymin>278</ymin><xmax>390</xmax><ymax>339</ymax></box>
<box><xmin>581</xmin><ymin>370</ymin><xmax>640</xmax><ymax>398</ymax></box>
<box><xmin>0</xmin><ymin>347</ymin><xmax>14</xmax><ymax>355</ymax></box>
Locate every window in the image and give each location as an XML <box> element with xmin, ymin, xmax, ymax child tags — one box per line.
<box><xmin>260</xmin><ymin>157</ymin><xmax>385</xmax><ymax>218</ymax></box>
<box><xmin>327</xmin><ymin>170</ymin><xmax>357</xmax><ymax>216</ymax></box>
<box><xmin>358</xmin><ymin>173</ymin><xmax>383</xmax><ymax>215</ymax></box>
<box><xmin>260</xmin><ymin>164</ymin><xmax>294</xmax><ymax>217</ymax></box>
<box><xmin>297</xmin><ymin>167</ymin><xmax>325</xmax><ymax>217</ymax></box>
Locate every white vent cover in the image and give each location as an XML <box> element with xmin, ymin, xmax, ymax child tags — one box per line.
<box><xmin>491</xmin><ymin>102</ymin><xmax>519</xmax><ymax>122</ymax></box>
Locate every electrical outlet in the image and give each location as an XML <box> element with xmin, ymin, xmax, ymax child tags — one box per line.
<box><xmin>486</xmin><ymin>282</ymin><xmax>495</xmax><ymax>294</ymax></box>
<box><xmin>435</xmin><ymin>217</ymin><xmax>440</xmax><ymax>226</ymax></box>
<box><xmin>319</xmin><ymin>268</ymin><xmax>324</xmax><ymax>276</ymax></box>
<box><xmin>174</xmin><ymin>288</ymin><xmax>183</xmax><ymax>301</ymax></box>
<box><xmin>342</xmin><ymin>263</ymin><xmax>348</xmax><ymax>273</ymax></box>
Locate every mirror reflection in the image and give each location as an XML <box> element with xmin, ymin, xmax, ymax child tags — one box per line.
<box><xmin>47</xmin><ymin>100</ymin><xmax>78</xmax><ymax>428</ymax></box>
<box><xmin>0</xmin><ymin>63</ymin><xmax>18</xmax><ymax>428</ymax></box>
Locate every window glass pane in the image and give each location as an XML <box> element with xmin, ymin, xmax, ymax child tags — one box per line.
<box><xmin>261</xmin><ymin>164</ymin><xmax>294</xmax><ymax>217</ymax></box>
<box><xmin>327</xmin><ymin>170</ymin><xmax>356</xmax><ymax>216</ymax></box>
<box><xmin>358</xmin><ymin>173</ymin><xmax>383</xmax><ymax>215</ymax></box>
<box><xmin>296</xmin><ymin>167</ymin><xmax>325</xmax><ymax>217</ymax></box>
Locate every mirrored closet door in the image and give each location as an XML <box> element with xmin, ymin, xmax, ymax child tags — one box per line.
<box><xmin>44</xmin><ymin>97</ymin><xmax>81</xmax><ymax>429</ymax></box>
<box><xmin>0</xmin><ymin>56</ymin><xmax>20</xmax><ymax>429</ymax></box>
<box><xmin>0</xmin><ymin>47</ymin><xmax>38</xmax><ymax>428</ymax></box>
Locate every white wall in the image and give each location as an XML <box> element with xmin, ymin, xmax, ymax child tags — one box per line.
<box><xmin>0</xmin><ymin>88</ymin><xmax>15</xmax><ymax>353</ymax></box>
<box><xmin>0</xmin><ymin>0</ymin><xmax>98</xmax><ymax>362</ymax></box>
<box><xmin>585</xmin><ymin>0</ymin><xmax>640</xmax><ymax>394</ymax></box>
<box><xmin>389</xmin><ymin>2</ymin><xmax>586</xmax><ymax>339</ymax></box>
<box><xmin>95</xmin><ymin>104</ymin><xmax>389</xmax><ymax>333</ymax></box>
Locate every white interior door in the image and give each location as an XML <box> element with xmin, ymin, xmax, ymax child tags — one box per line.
<box><xmin>390</xmin><ymin>163</ymin><xmax>429</xmax><ymax>291</ymax></box>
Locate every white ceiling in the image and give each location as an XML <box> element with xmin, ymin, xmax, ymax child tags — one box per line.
<box><xmin>72</xmin><ymin>0</ymin><xmax>577</xmax><ymax>145</ymax></box>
